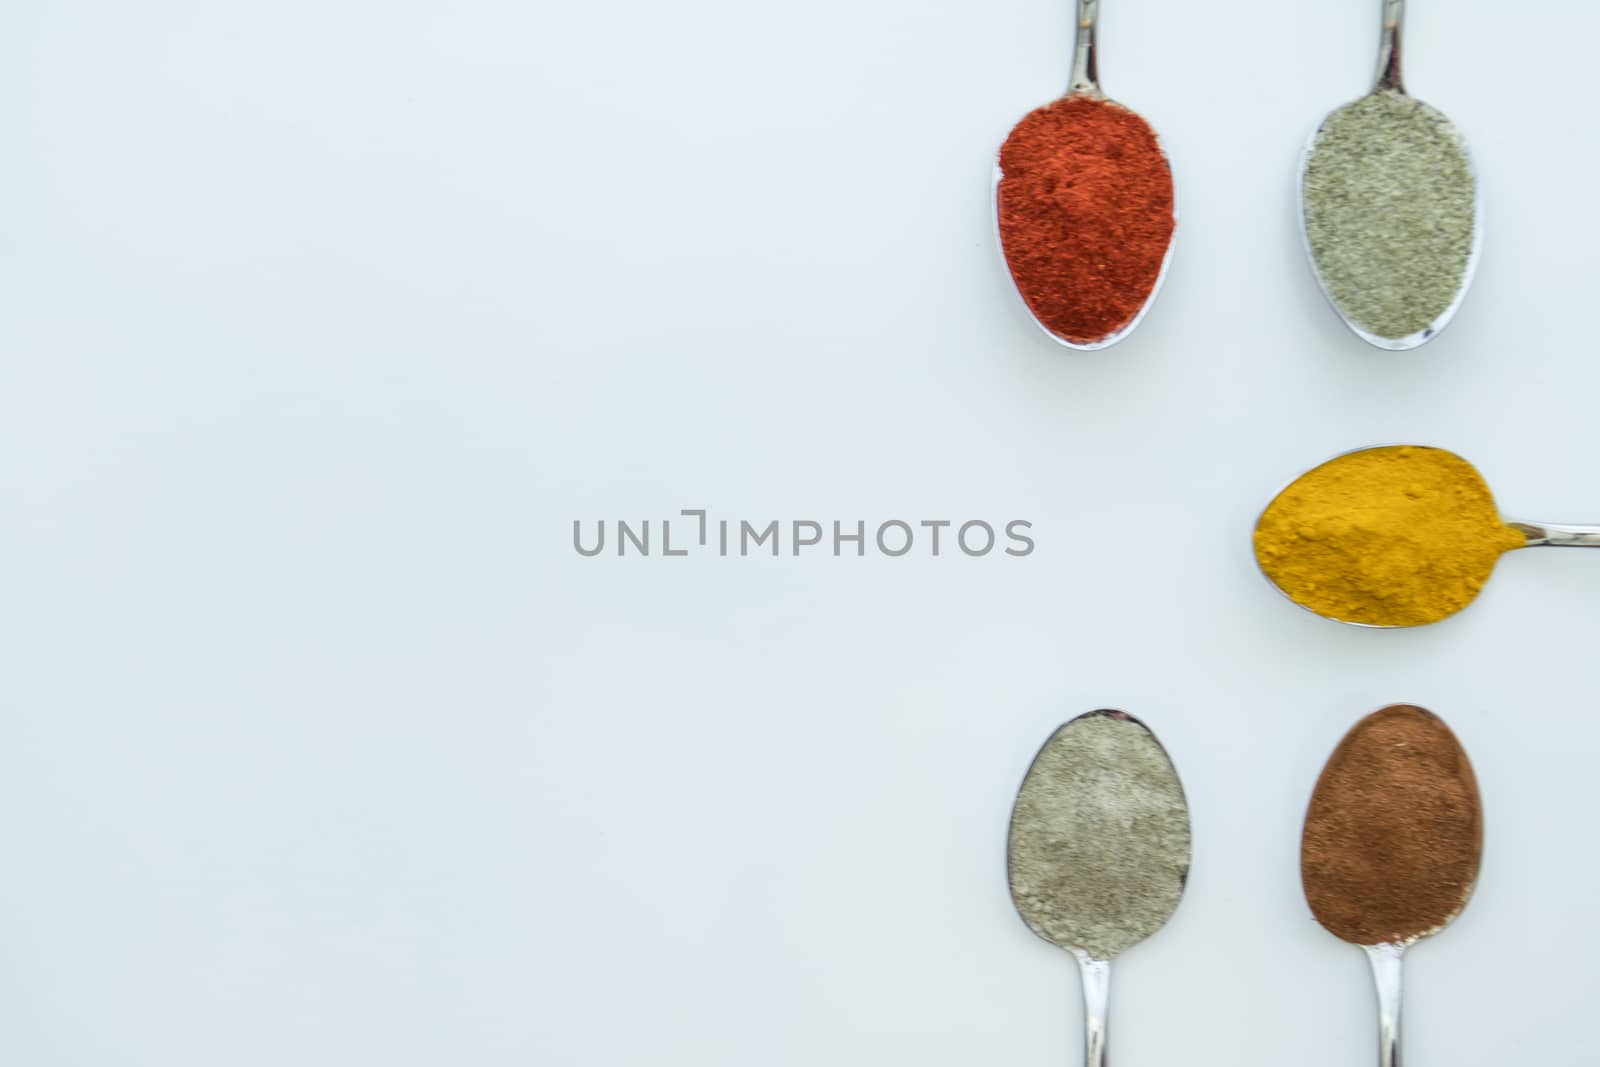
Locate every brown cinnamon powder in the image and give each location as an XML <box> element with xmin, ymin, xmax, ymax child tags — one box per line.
<box><xmin>1300</xmin><ymin>705</ymin><xmax>1482</xmax><ymax>946</ymax></box>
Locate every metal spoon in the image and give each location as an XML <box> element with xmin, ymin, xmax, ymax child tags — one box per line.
<box><xmin>1297</xmin><ymin>0</ymin><xmax>1482</xmax><ymax>350</ymax></box>
<box><xmin>1301</xmin><ymin>704</ymin><xmax>1483</xmax><ymax>1067</ymax></box>
<box><xmin>1007</xmin><ymin>710</ymin><xmax>1191</xmax><ymax>1067</ymax></box>
<box><xmin>994</xmin><ymin>0</ymin><xmax>1176</xmax><ymax>350</ymax></box>
<box><xmin>1254</xmin><ymin>444</ymin><xmax>1600</xmax><ymax>628</ymax></box>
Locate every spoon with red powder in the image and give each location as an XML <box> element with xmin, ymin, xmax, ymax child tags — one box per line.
<box><xmin>995</xmin><ymin>0</ymin><xmax>1176</xmax><ymax>349</ymax></box>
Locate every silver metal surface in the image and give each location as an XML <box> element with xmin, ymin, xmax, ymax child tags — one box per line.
<box><xmin>1374</xmin><ymin>0</ymin><xmax>1405</xmax><ymax>93</ymax></box>
<box><xmin>1073</xmin><ymin>951</ymin><xmax>1111</xmax><ymax>1067</ymax></box>
<box><xmin>1364</xmin><ymin>943</ymin><xmax>1406</xmax><ymax>1067</ymax></box>
<box><xmin>1068</xmin><ymin>0</ymin><xmax>1103</xmax><ymax>98</ymax></box>
<box><xmin>1509</xmin><ymin>521</ymin><xmax>1600</xmax><ymax>547</ymax></box>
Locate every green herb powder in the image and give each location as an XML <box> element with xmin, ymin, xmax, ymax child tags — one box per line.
<box><xmin>1301</xmin><ymin>90</ymin><xmax>1476</xmax><ymax>341</ymax></box>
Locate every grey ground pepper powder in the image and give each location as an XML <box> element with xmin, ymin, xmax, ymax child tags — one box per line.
<box><xmin>1007</xmin><ymin>711</ymin><xmax>1191</xmax><ymax>961</ymax></box>
<box><xmin>1301</xmin><ymin>90</ymin><xmax>1476</xmax><ymax>341</ymax></box>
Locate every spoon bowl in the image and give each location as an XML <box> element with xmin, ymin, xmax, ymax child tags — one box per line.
<box><xmin>995</xmin><ymin>0</ymin><xmax>1176</xmax><ymax>349</ymax></box>
<box><xmin>991</xmin><ymin>163</ymin><xmax>1176</xmax><ymax>351</ymax></box>
<box><xmin>1250</xmin><ymin>444</ymin><xmax>1600</xmax><ymax>628</ymax></box>
<box><xmin>1008</xmin><ymin>710</ymin><xmax>1190</xmax><ymax>1067</ymax></box>
<box><xmin>1297</xmin><ymin>0</ymin><xmax>1480</xmax><ymax>349</ymax></box>
<box><xmin>1301</xmin><ymin>704</ymin><xmax>1482</xmax><ymax>1067</ymax></box>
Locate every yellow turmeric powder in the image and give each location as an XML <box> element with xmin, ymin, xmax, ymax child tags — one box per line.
<box><xmin>1254</xmin><ymin>445</ymin><xmax>1527</xmax><ymax>627</ymax></box>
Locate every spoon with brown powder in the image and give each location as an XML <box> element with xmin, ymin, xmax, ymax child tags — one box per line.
<box><xmin>1254</xmin><ymin>444</ymin><xmax>1600</xmax><ymax>628</ymax></box>
<box><xmin>1301</xmin><ymin>704</ymin><xmax>1483</xmax><ymax>1067</ymax></box>
<box><xmin>1007</xmin><ymin>711</ymin><xmax>1191</xmax><ymax>1067</ymax></box>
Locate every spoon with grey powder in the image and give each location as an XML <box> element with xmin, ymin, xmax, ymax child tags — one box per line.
<box><xmin>1298</xmin><ymin>0</ymin><xmax>1480</xmax><ymax>349</ymax></box>
<box><xmin>1007</xmin><ymin>711</ymin><xmax>1191</xmax><ymax>1067</ymax></box>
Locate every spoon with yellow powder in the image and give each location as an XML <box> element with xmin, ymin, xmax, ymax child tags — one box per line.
<box><xmin>1254</xmin><ymin>444</ymin><xmax>1599</xmax><ymax>627</ymax></box>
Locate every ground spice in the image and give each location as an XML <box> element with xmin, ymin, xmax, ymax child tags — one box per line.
<box><xmin>997</xmin><ymin>95</ymin><xmax>1175</xmax><ymax>345</ymax></box>
<box><xmin>1301</xmin><ymin>91</ymin><xmax>1476</xmax><ymax>342</ymax></box>
<box><xmin>1301</xmin><ymin>705</ymin><xmax>1482</xmax><ymax>946</ymax></box>
<box><xmin>1007</xmin><ymin>711</ymin><xmax>1190</xmax><ymax>961</ymax></box>
<box><xmin>1254</xmin><ymin>445</ymin><xmax>1525</xmax><ymax>627</ymax></box>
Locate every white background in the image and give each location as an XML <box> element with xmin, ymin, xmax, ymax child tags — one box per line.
<box><xmin>2</xmin><ymin>1</ymin><xmax>1596</xmax><ymax>1064</ymax></box>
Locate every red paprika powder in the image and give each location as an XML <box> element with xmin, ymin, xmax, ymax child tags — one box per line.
<box><xmin>997</xmin><ymin>95</ymin><xmax>1175</xmax><ymax>346</ymax></box>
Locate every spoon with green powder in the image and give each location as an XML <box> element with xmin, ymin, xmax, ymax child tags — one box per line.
<box><xmin>1302</xmin><ymin>704</ymin><xmax>1483</xmax><ymax>1067</ymax></box>
<box><xmin>1298</xmin><ymin>0</ymin><xmax>1481</xmax><ymax>349</ymax></box>
<box><xmin>1007</xmin><ymin>711</ymin><xmax>1190</xmax><ymax>1067</ymax></box>
<box><xmin>1254</xmin><ymin>444</ymin><xmax>1600</xmax><ymax>628</ymax></box>
<box><xmin>994</xmin><ymin>0</ymin><xmax>1177</xmax><ymax>349</ymax></box>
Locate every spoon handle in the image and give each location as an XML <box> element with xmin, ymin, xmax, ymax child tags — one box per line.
<box><xmin>1509</xmin><ymin>520</ymin><xmax>1600</xmax><ymax>547</ymax></box>
<box><xmin>1068</xmin><ymin>0</ymin><xmax>1103</xmax><ymax>98</ymax></box>
<box><xmin>1373</xmin><ymin>0</ymin><xmax>1405</xmax><ymax>94</ymax></box>
<box><xmin>1364</xmin><ymin>943</ymin><xmax>1405</xmax><ymax>1067</ymax></box>
<box><xmin>1072</xmin><ymin>951</ymin><xmax>1111</xmax><ymax>1067</ymax></box>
